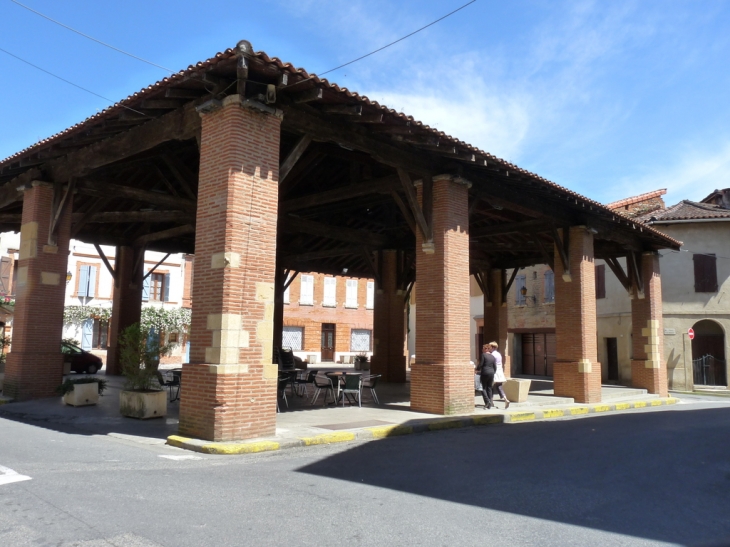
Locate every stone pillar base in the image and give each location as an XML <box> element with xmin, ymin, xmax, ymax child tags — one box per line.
<box><xmin>4</xmin><ymin>352</ymin><xmax>63</xmax><ymax>400</ymax></box>
<box><xmin>410</xmin><ymin>362</ymin><xmax>473</xmax><ymax>415</ymax></box>
<box><xmin>178</xmin><ymin>364</ymin><xmax>276</xmax><ymax>442</ymax></box>
<box><xmin>631</xmin><ymin>359</ymin><xmax>667</xmax><ymax>396</ymax></box>
<box><xmin>553</xmin><ymin>360</ymin><xmax>602</xmax><ymax>403</ymax></box>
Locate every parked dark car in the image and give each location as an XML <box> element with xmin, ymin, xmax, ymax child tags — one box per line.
<box><xmin>62</xmin><ymin>342</ymin><xmax>102</xmax><ymax>374</ymax></box>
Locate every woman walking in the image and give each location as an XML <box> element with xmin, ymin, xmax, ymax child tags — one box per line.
<box><xmin>476</xmin><ymin>344</ymin><xmax>496</xmax><ymax>409</ymax></box>
<box><xmin>489</xmin><ymin>341</ymin><xmax>510</xmax><ymax>408</ymax></box>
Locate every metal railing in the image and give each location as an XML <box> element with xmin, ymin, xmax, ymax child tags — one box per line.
<box><xmin>692</xmin><ymin>354</ymin><xmax>727</xmax><ymax>386</ymax></box>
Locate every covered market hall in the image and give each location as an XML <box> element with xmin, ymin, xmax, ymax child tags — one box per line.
<box><xmin>0</xmin><ymin>41</ymin><xmax>680</xmax><ymax>442</ymax></box>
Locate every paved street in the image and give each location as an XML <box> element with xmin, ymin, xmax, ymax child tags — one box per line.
<box><xmin>1</xmin><ymin>394</ymin><xmax>729</xmax><ymax>547</ymax></box>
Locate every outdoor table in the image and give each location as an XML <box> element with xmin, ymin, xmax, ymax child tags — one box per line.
<box><xmin>325</xmin><ymin>372</ymin><xmax>362</xmax><ymax>403</ymax></box>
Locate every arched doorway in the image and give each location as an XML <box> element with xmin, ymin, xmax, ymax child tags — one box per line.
<box><xmin>691</xmin><ymin>320</ymin><xmax>726</xmax><ymax>386</ymax></box>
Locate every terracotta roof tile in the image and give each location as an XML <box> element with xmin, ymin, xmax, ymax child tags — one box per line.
<box><xmin>637</xmin><ymin>200</ymin><xmax>730</xmax><ymax>223</ymax></box>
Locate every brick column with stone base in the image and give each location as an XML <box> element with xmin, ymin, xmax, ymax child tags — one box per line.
<box><xmin>553</xmin><ymin>226</ymin><xmax>602</xmax><ymax>403</ymax></box>
<box><xmin>483</xmin><ymin>269</ymin><xmax>510</xmax><ymax>375</ymax></box>
<box><xmin>178</xmin><ymin>95</ymin><xmax>281</xmax><ymax>442</ymax></box>
<box><xmin>371</xmin><ymin>250</ymin><xmax>407</xmax><ymax>383</ymax></box>
<box><xmin>411</xmin><ymin>175</ymin><xmax>473</xmax><ymax>414</ymax></box>
<box><xmin>631</xmin><ymin>252</ymin><xmax>667</xmax><ymax>396</ymax></box>
<box><xmin>3</xmin><ymin>182</ymin><xmax>71</xmax><ymax>400</ymax></box>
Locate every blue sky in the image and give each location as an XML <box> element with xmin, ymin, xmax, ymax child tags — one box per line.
<box><xmin>1</xmin><ymin>0</ymin><xmax>729</xmax><ymax>206</ymax></box>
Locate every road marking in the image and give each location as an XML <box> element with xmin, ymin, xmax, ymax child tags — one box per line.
<box><xmin>158</xmin><ymin>455</ymin><xmax>202</xmax><ymax>461</ymax></box>
<box><xmin>0</xmin><ymin>465</ymin><xmax>31</xmax><ymax>486</ymax></box>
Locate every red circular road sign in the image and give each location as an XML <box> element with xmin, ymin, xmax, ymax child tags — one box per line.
<box><xmin>688</xmin><ymin>328</ymin><xmax>695</xmax><ymax>340</ymax></box>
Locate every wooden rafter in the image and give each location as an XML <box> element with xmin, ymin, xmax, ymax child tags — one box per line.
<box><xmin>551</xmin><ymin>227</ymin><xmax>570</xmax><ymax>278</ymax></box>
<box><xmin>280</xmin><ymin>174</ymin><xmax>395</xmax><ymax>212</ymax></box>
<box><xmin>503</xmin><ymin>268</ymin><xmax>519</xmax><ymax>304</ymax></box>
<box><xmin>133</xmin><ymin>224</ymin><xmax>195</xmax><ymax>247</ymax></box>
<box><xmin>93</xmin><ymin>243</ymin><xmax>116</xmax><ymax>280</ymax></box>
<box><xmin>605</xmin><ymin>256</ymin><xmax>631</xmax><ymax>293</ymax></box>
<box><xmin>279</xmin><ymin>135</ymin><xmax>312</xmax><ymax>184</ymax></box>
<box><xmin>397</xmin><ymin>169</ymin><xmax>432</xmax><ymax>242</ymax></box>
<box><xmin>280</xmin><ymin>217</ymin><xmax>388</xmax><ymax>247</ymax></box>
<box><xmin>75</xmin><ymin>179</ymin><xmax>196</xmax><ymax>212</ymax></box>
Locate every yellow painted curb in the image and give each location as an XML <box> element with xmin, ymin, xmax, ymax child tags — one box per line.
<box><xmin>570</xmin><ymin>407</ymin><xmax>589</xmax><ymax>415</ymax></box>
<box><xmin>634</xmin><ymin>401</ymin><xmax>647</xmax><ymax>408</ymax></box>
<box><xmin>666</xmin><ymin>398</ymin><xmax>679</xmax><ymax>405</ymax></box>
<box><xmin>508</xmin><ymin>412</ymin><xmax>536</xmax><ymax>422</ymax></box>
<box><xmin>428</xmin><ymin>419</ymin><xmax>464</xmax><ymax>431</ymax></box>
<box><xmin>299</xmin><ymin>432</ymin><xmax>356</xmax><ymax>446</ymax></box>
<box><xmin>367</xmin><ymin>425</ymin><xmax>413</xmax><ymax>438</ymax></box>
<box><xmin>650</xmin><ymin>400</ymin><xmax>663</xmax><ymax>406</ymax></box>
<box><xmin>593</xmin><ymin>405</ymin><xmax>611</xmax><ymax>413</ymax></box>
<box><xmin>203</xmin><ymin>441</ymin><xmax>280</xmax><ymax>455</ymax></box>
<box><xmin>167</xmin><ymin>435</ymin><xmax>194</xmax><ymax>448</ymax></box>
<box><xmin>473</xmin><ymin>415</ymin><xmax>503</xmax><ymax>425</ymax></box>
<box><xmin>615</xmin><ymin>402</ymin><xmax>631</xmax><ymax>410</ymax></box>
<box><xmin>542</xmin><ymin>409</ymin><xmax>565</xmax><ymax>418</ymax></box>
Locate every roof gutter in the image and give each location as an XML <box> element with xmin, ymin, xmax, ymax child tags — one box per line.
<box><xmin>648</xmin><ymin>218</ymin><xmax>730</xmax><ymax>226</ymax></box>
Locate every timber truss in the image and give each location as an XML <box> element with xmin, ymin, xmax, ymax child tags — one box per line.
<box><xmin>0</xmin><ymin>40</ymin><xmax>680</xmax><ymax>286</ymax></box>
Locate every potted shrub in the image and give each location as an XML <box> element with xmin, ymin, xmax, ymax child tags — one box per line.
<box><xmin>354</xmin><ymin>353</ymin><xmax>369</xmax><ymax>371</ymax></box>
<box><xmin>119</xmin><ymin>323</ymin><xmax>172</xmax><ymax>419</ymax></box>
<box><xmin>57</xmin><ymin>377</ymin><xmax>108</xmax><ymax>407</ymax></box>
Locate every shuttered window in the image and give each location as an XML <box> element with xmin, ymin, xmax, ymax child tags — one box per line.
<box><xmin>595</xmin><ymin>264</ymin><xmax>606</xmax><ymax>299</ymax></box>
<box><xmin>345</xmin><ymin>279</ymin><xmax>358</xmax><ymax>308</ymax></box>
<box><xmin>323</xmin><ymin>277</ymin><xmax>337</xmax><ymax>307</ymax></box>
<box><xmin>366</xmin><ymin>281</ymin><xmax>375</xmax><ymax>309</ymax></box>
<box><xmin>300</xmin><ymin>275</ymin><xmax>314</xmax><ymax>305</ymax></box>
<box><xmin>77</xmin><ymin>265</ymin><xmax>97</xmax><ymax>298</ymax></box>
<box><xmin>515</xmin><ymin>275</ymin><xmax>526</xmax><ymax>305</ymax></box>
<box><xmin>694</xmin><ymin>254</ymin><xmax>718</xmax><ymax>293</ymax></box>
<box><xmin>0</xmin><ymin>257</ymin><xmax>11</xmax><ymax>295</ymax></box>
<box><xmin>544</xmin><ymin>270</ymin><xmax>555</xmax><ymax>303</ymax></box>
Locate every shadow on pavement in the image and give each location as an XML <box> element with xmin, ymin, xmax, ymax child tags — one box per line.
<box><xmin>296</xmin><ymin>406</ymin><xmax>730</xmax><ymax>546</ymax></box>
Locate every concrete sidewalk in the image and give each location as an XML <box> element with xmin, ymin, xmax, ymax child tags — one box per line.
<box><xmin>0</xmin><ymin>366</ymin><xmax>679</xmax><ymax>455</ymax></box>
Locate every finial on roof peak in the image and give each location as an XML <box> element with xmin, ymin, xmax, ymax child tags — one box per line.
<box><xmin>236</xmin><ymin>40</ymin><xmax>254</xmax><ymax>55</ymax></box>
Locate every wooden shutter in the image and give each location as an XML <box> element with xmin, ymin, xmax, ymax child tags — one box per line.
<box><xmin>515</xmin><ymin>275</ymin><xmax>526</xmax><ymax>305</ymax></box>
<box><xmin>694</xmin><ymin>254</ymin><xmax>718</xmax><ymax>292</ymax></box>
<box><xmin>544</xmin><ymin>271</ymin><xmax>554</xmax><ymax>302</ymax></box>
<box><xmin>78</xmin><ymin>265</ymin><xmax>90</xmax><ymax>297</ymax></box>
<box><xmin>142</xmin><ymin>275</ymin><xmax>151</xmax><ymax>301</ymax></box>
<box><xmin>595</xmin><ymin>264</ymin><xmax>606</xmax><ymax>299</ymax></box>
<box><xmin>0</xmin><ymin>257</ymin><xmax>11</xmax><ymax>294</ymax></box>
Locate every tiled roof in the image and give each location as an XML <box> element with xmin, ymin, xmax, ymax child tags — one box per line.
<box><xmin>0</xmin><ymin>43</ymin><xmax>681</xmax><ymax>249</ymax></box>
<box><xmin>637</xmin><ymin>200</ymin><xmax>730</xmax><ymax>223</ymax></box>
<box><xmin>606</xmin><ymin>189</ymin><xmax>666</xmax><ymax>210</ymax></box>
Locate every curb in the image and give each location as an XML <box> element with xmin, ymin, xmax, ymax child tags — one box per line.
<box><xmin>166</xmin><ymin>397</ymin><xmax>679</xmax><ymax>455</ymax></box>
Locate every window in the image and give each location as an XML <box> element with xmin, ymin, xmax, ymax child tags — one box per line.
<box><xmin>595</xmin><ymin>264</ymin><xmax>606</xmax><ymax>299</ymax></box>
<box><xmin>300</xmin><ymin>275</ymin><xmax>314</xmax><ymax>305</ymax></box>
<box><xmin>0</xmin><ymin>256</ymin><xmax>12</xmax><ymax>296</ymax></box>
<box><xmin>350</xmin><ymin>329</ymin><xmax>372</xmax><ymax>352</ymax></box>
<box><xmin>168</xmin><ymin>332</ymin><xmax>179</xmax><ymax>343</ymax></box>
<box><xmin>544</xmin><ymin>270</ymin><xmax>555</xmax><ymax>303</ymax></box>
<box><xmin>77</xmin><ymin>264</ymin><xmax>97</xmax><ymax>298</ymax></box>
<box><xmin>515</xmin><ymin>275</ymin><xmax>526</xmax><ymax>305</ymax></box>
<box><xmin>323</xmin><ymin>277</ymin><xmax>336</xmax><ymax>307</ymax></box>
<box><xmin>366</xmin><ymin>281</ymin><xmax>375</xmax><ymax>309</ymax></box>
<box><xmin>282</xmin><ymin>326</ymin><xmax>303</xmax><ymax>350</ymax></box>
<box><xmin>345</xmin><ymin>279</ymin><xmax>358</xmax><ymax>308</ymax></box>
<box><xmin>143</xmin><ymin>272</ymin><xmax>170</xmax><ymax>302</ymax></box>
<box><xmin>694</xmin><ymin>254</ymin><xmax>718</xmax><ymax>293</ymax></box>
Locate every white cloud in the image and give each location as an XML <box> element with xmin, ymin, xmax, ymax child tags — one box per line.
<box><xmin>614</xmin><ymin>142</ymin><xmax>730</xmax><ymax>205</ymax></box>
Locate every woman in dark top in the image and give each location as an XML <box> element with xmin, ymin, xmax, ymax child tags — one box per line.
<box><xmin>476</xmin><ymin>344</ymin><xmax>496</xmax><ymax>409</ymax></box>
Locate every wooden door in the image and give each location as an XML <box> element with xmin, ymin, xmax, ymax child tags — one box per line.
<box><xmin>321</xmin><ymin>323</ymin><xmax>336</xmax><ymax>362</ymax></box>
<box><xmin>606</xmin><ymin>338</ymin><xmax>619</xmax><ymax>381</ymax></box>
<box><xmin>546</xmin><ymin>333</ymin><xmax>557</xmax><ymax>377</ymax></box>
<box><xmin>522</xmin><ymin>333</ymin><xmax>536</xmax><ymax>375</ymax></box>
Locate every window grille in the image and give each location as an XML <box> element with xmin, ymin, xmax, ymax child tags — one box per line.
<box><xmin>282</xmin><ymin>327</ymin><xmax>303</xmax><ymax>350</ymax></box>
<box><xmin>350</xmin><ymin>329</ymin><xmax>371</xmax><ymax>352</ymax></box>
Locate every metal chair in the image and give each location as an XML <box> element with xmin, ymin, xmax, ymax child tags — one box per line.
<box><xmin>156</xmin><ymin>370</ymin><xmax>180</xmax><ymax>402</ymax></box>
<box><xmin>295</xmin><ymin>369</ymin><xmax>318</xmax><ymax>397</ymax></box>
<box><xmin>341</xmin><ymin>373</ymin><xmax>363</xmax><ymax>407</ymax></box>
<box><xmin>362</xmin><ymin>374</ymin><xmax>381</xmax><ymax>404</ymax></box>
<box><xmin>277</xmin><ymin>375</ymin><xmax>291</xmax><ymax>412</ymax></box>
<box><xmin>311</xmin><ymin>374</ymin><xmax>335</xmax><ymax>406</ymax></box>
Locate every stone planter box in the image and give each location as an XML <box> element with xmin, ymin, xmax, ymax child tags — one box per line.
<box><xmin>62</xmin><ymin>382</ymin><xmax>99</xmax><ymax>406</ymax></box>
<box><xmin>120</xmin><ymin>390</ymin><xmax>167</xmax><ymax>419</ymax></box>
<box><xmin>504</xmin><ymin>379</ymin><xmax>531</xmax><ymax>403</ymax></box>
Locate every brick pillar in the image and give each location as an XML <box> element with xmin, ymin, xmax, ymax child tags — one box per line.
<box><xmin>3</xmin><ymin>182</ymin><xmax>71</xmax><ymax>400</ymax></box>
<box><xmin>483</xmin><ymin>269</ymin><xmax>510</xmax><ymax>376</ymax></box>
<box><xmin>106</xmin><ymin>246</ymin><xmax>143</xmax><ymax>376</ymax></box>
<box><xmin>411</xmin><ymin>175</ymin><xmax>473</xmax><ymax>414</ymax></box>
<box><xmin>178</xmin><ymin>95</ymin><xmax>281</xmax><ymax>442</ymax></box>
<box><xmin>553</xmin><ymin>226</ymin><xmax>601</xmax><ymax>403</ymax></box>
<box><xmin>371</xmin><ymin>250</ymin><xmax>407</xmax><ymax>382</ymax></box>
<box><xmin>272</xmin><ymin>265</ymin><xmax>285</xmax><ymax>362</ymax></box>
<box><xmin>631</xmin><ymin>252</ymin><xmax>667</xmax><ymax>395</ymax></box>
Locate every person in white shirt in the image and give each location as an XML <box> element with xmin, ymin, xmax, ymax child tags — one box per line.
<box><xmin>488</xmin><ymin>342</ymin><xmax>509</xmax><ymax>408</ymax></box>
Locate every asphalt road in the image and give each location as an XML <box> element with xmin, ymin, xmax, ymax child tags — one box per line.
<box><xmin>1</xmin><ymin>395</ymin><xmax>729</xmax><ymax>547</ymax></box>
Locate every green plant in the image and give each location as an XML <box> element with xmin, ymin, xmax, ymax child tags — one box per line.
<box><xmin>56</xmin><ymin>377</ymin><xmax>108</xmax><ymax>396</ymax></box>
<box><xmin>0</xmin><ymin>336</ymin><xmax>10</xmax><ymax>365</ymax></box>
<box><xmin>354</xmin><ymin>353</ymin><xmax>369</xmax><ymax>365</ymax></box>
<box><xmin>119</xmin><ymin>323</ymin><xmax>173</xmax><ymax>392</ymax></box>
<box><xmin>62</xmin><ymin>337</ymin><xmax>81</xmax><ymax>347</ymax></box>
